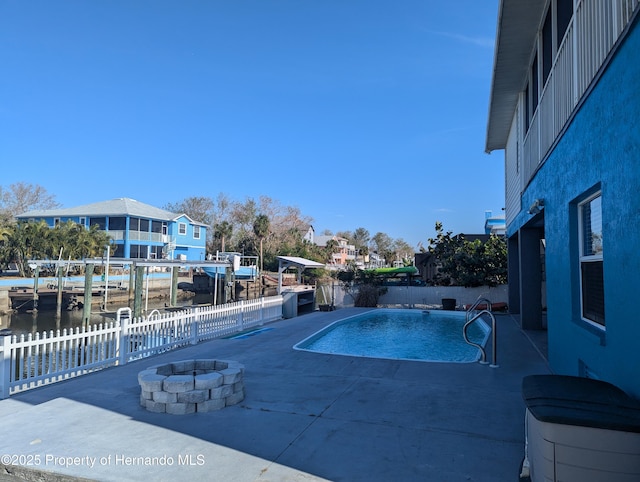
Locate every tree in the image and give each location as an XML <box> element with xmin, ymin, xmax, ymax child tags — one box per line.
<box><xmin>352</xmin><ymin>227</ymin><xmax>370</xmax><ymax>251</ymax></box>
<box><xmin>352</xmin><ymin>227</ymin><xmax>370</xmax><ymax>266</ymax></box>
<box><xmin>164</xmin><ymin>196</ymin><xmax>213</xmax><ymax>226</ymax></box>
<box><xmin>371</xmin><ymin>232</ymin><xmax>393</xmax><ymax>264</ymax></box>
<box><xmin>0</xmin><ymin>220</ymin><xmax>113</xmax><ymax>276</ymax></box>
<box><xmin>335</xmin><ymin>230</ymin><xmax>352</xmax><ymax>241</ymax></box>
<box><xmin>323</xmin><ymin>238</ymin><xmax>339</xmax><ymax>264</ymax></box>
<box><xmin>253</xmin><ymin>214</ymin><xmax>270</xmax><ymax>273</ymax></box>
<box><xmin>427</xmin><ymin>222</ymin><xmax>507</xmax><ymax>287</ymax></box>
<box><xmin>213</xmin><ymin>221</ymin><xmax>233</xmax><ymax>253</ymax></box>
<box><xmin>391</xmin><ymin>238</ymin><xmax>414</xmax><ymax>266</ymax></box>
<box><xmin>9</xmin><ymin>220</ymin><xmax>52</xmax><ymax>275</ymax></box>
<box><xmin>0</xmin><ymin>182</ymin><xmax>60</xmax><ymax>226</ymax></box>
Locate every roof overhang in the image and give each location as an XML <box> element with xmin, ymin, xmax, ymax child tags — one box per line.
<box><xmin>277</xmin><ymin>256</ymin><xmax>325</xmax><ymax>271</ymax></box>
<box><xmin>485</xmin><ymin>0</ymin><xmax>547</xmax><ymax>153</ymax></box>
<box><xmin>276</xmin><ymin>256</ymin><xmax>325</xmax><ymax>294</ymax></box>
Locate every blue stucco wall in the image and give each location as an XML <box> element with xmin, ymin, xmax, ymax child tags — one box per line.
<box><xmin>170</xmin><ymin>215</ymin><xmax>206</xmax><ymax>261</ymax></box>
<box><xmin>512</xmin><ymin>20</ymin><xmax>640</xmax><ymax>397</ymax></box>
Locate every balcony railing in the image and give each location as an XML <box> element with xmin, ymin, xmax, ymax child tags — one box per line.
<box><xmin>104</xmin><ymin>230</ymin><xmax>173</xmax><ymax>244</ymax></box>
<box><xmin>521</xmin><ymin>0</ymin><xmax>639</xmax><ymax>187</ymax></box>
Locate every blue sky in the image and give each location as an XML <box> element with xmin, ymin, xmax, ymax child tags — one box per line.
<box><xmin>1</xmin><ymin>1</ymin><xmax>502</xmax><ymax>249</ymax></box>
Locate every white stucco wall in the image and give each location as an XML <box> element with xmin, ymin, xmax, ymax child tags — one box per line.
<box><xmin>321</xmin><ymin>284</ymin><xmax>509</xmax><ymax>310</ymax></box>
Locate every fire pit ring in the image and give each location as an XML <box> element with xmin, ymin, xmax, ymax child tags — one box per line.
<box><xmin>138</xmin><ymin>359</ymin><xmax>245</xmax><ymax>415</ymax></box>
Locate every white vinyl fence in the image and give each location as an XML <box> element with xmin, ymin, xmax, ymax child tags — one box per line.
<box><xmin>0</xmin><ymin>295</ymin><xmax>283</xmax><ymax>398</ymax></box>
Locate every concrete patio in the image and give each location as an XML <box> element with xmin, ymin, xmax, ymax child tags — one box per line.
<box><xmin>0</xmin><ymin>308</ymin><xmax>550</xmax><ymax>481</ymax></box>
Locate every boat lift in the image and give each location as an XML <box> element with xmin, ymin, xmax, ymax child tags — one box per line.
<box><xmin>25</xmin><ymin>258</ymin><xmax>233</xmax><ymax>326</ymax></box>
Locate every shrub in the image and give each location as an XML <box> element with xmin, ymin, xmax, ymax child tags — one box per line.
<box><xmin>428</xmin><ymin>222</ymin><xmax>507</xmax><ymax>287</ymax></box>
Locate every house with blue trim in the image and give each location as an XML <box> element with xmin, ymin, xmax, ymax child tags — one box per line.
<box><xmin>486</xmin><ymin>0</ymin><xmax>640</xmax><ymax>397</ymax></box>
<box><xmin>484</xmin><ymin>210</ymin><xmax>506</xmax><ymax>235</ymax></box>
<box><xmin>17</xmin><ymin>198</ymin><xmax>207</xmax><ymax>261</ymax></box>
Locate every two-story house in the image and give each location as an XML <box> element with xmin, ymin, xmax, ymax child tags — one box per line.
<box><xmin>17</xmin><ymin>198</ymin><xmax>207</xmax><ymax>261</ymax></box>
<box><xmin>314</xmin><ymin>235</ymin><xmax>357</xmax><ymax>268</ymax></box>
<box><xmin>486</xmin><ymin>0</ymin><xmax>639</xmax><ymax>397</ymax></box>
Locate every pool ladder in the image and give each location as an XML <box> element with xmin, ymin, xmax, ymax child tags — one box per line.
<box><xmin>463</xmin><ymin>297</ymin><xmax>498</xmax><ymax>368</ymax></box>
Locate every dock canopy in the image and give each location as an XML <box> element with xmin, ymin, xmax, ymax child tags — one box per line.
<box><xmin>276</xmin><ymin>256</ymin><xmax>325</xmax><ymax>294</ymax></box>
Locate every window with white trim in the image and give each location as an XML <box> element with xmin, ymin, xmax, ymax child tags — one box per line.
<box><xmin>178</xmin><ymin>223</ymin><xmax>187</xmax><ymax>235</ymax></box>
<box><xmin>579</xmin><ymin>193</ymin><xmax>604</xmax><ymax>326</ymax></box>
<box><xmin>194</xmin><ymin>225</ymin><xmax>201</xmax><ymax>239</ymax></box>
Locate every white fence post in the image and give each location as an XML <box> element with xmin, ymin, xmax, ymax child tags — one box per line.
<box><xmin>119</xmin><ymin>313</ymin><xmax>129</xmax><ymax>366</ymax></box>
<box><xmin>0</xmin><ymin>335</ymin><xmax>11</xmax><ymax>399</ymax></box>
<box><xmin>191</xmin><ymin>309</ymin><xmax>199</xmax><ymax>345</ymax></box>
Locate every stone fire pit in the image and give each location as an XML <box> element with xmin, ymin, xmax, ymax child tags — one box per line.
<box><xmin>138</xmin><ymin>359</ymin><xmax>245</xmax><ymax>415</ymax></box>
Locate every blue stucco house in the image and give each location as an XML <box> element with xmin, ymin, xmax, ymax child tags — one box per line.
<box><xmin>17</xmin><ymin>198</ymin><xmax>207</xmax><ymax>261</ymax></box>
<box><xmin>486</xmin><ymin>0</ymin><xmax>640</xmax><ymax>397</ymax></box>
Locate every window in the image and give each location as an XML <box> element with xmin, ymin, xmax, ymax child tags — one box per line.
<box><xmin>90</xmin><ymin>217</ymin><xmax>106</xmax><ymax>229</ymax></box>
<box><xmin>130</xmin><ymin>244</ymin><xmax>148</xmax><ymax>259</ymax></box>
<box><xmin>524</xmin><ymin>53</ymin><xmax>538</xmax><ymax>135</ymax></box>
<box><xmin>108</xmin><ymin>217</ymin><xmax>126</xmax><ymax>231</ymax></box>
<box><xmin>129</xmin><ymin>217</ymin><xmax>140</xmax><ymax>231</ymax></box>
<box><xmin>150</xmin><ymin>245</ymin><xmax>164</xmax><ymax>259</ymax></box>
<box><xmin>194</xmin><ymin>225</ymin><xmax>201</xmax><ymax>239</ymax></box>
<box><xmin>54</xmin><ymin>218</ymin><xmax>61</xmax><ymax>227</ymax></box>
<box><xmin>557</xmin><ymin>0</ymin><xmax>573</xmax><ymax>45</ymax></box>
<box><xmin>531</xmin><ymin>53</ymin><xmax>538</xmax><ymax>116</ymax></box>
<box><xmin>179</xmin><ymin>223</ymin><xmax>187</xmax><ymax>235</ymax></box>
<box><xmin>542</xmin><ymin>8</ymin><xmax>553</xmax><ymax>85</ymax></box>
<box><xmin>579</xmin><ymin>193</ymin><xmax>604</xmax><ymax>326</ymax></box>
<box><xmin>524</xmin><ymin>84</ymin><xmax>530</xmax><ymax>133</ymax></box>
<box><xmin>79</xmin><ymin>217</ymin><xmax>86</xmax><ymax>227</ymax></box>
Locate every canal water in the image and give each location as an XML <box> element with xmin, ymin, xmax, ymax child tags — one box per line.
<box><xmin>0</xmin><ymin>293</ymin><xmax>214</xmax><ymax>337</ymax></box>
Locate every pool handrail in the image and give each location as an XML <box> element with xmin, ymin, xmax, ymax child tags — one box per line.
<box><xmin>464</xmin><ymin>298</ymin><xmax>498</xmax><ymax>368</ymax></box>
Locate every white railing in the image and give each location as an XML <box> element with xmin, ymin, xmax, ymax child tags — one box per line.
<box><xmin>102</xmin><ymin>230</ymin><xmax>170</xmax><ymax>243</ymax></box>
<box><xmin>520</xmin><ymin>0</ymin><xmax>639</xmax><ymax>187</ymax></box>
<box><xmin>0</xmin><ymin>295</ymin><xmax>284</xmax><ymax>398</ymax></box>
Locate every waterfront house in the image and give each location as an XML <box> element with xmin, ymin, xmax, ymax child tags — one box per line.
<box><xmin>17</xmin><ymin>197</ymin><xmax>207</xmax><ymax>261</ymax></box>
<box><xmin>486</xmin><ymin>0</ymin><xmax>640</xmax><ymax>397</ymax></box>
<box><xmin>314</xmin><ymin>235</ymin><xmax>357</xmax><ymax>269</ymax></box>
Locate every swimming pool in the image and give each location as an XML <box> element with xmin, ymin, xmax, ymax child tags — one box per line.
<box><xmin>294</xmin><ymin>309</ymin><xmax>490</xmax><ymax>363</ymax></box>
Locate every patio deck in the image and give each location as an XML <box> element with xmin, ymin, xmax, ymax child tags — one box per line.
<box><xmin>0</xmin><ymin>308</ymin><xmax>550</xmax><ymax>481</ymax></box>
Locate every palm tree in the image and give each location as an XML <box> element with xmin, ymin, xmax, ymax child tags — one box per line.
<box><xmin>0</xmin><ymin>225</ymin><xmax>13</xmax><ymax>271</ymax></box>
<box><xmin>214</xmin><ymin>221</ymin><xmax>233</xmax><ymax>253</ymax></box>
<box><xmin>352</xmin><ymin>227</ymin><xmax>370</xmax><ymax>268</ymax></box>
<box><xmin>9</xmin><ymin>220</ymin><xmax>51</xmax><ymax>276</ymax></box>
<box><xmin>324</xmin><ymin>239</ymin><xmax>339</xmax><ymax>264</ymax></box>
<box><xmin>253</xmin><ymin>214</ymin><xmax>270</xmax><ymax>274</ymax></box>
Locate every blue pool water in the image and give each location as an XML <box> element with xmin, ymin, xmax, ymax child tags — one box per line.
<box><xmin>294</xmin><ymin>309</ymin><xmax>490</xmax><ymax>363</ymax></box>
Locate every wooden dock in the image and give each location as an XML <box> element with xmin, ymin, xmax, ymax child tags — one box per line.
<box><xmin>8</xmin><ymin>287</ymin><xmax>127</xmax><ymax>311</ymax></box>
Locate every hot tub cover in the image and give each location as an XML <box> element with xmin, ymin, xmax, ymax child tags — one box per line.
<box><xmin>522</xmin><ymin>374</ymin><xmax>640</xmax><ymax>433</ymax></box>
